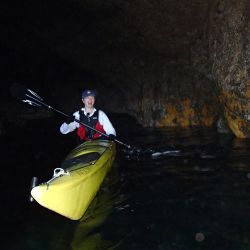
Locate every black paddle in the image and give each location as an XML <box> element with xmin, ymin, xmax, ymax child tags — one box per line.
<box><xmin>10</xmin><ymin>83</ymin><xmax>135</xmax><ymax>149</ymax></box>
<box><xmin>10</xmin><ymin>83</ymin><xmax>183</xmax><ymax>159</ymax></box>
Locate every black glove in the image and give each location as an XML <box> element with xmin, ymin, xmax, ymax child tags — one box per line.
<box><xmin>108</xmin><ymin>134</ymin><xmax>116</xmax><ymax>141</ymax></box>
<box><xmin>65</xmin><ymin>115</ymin><xmax>75</xmax><ymax>124</ymax></box>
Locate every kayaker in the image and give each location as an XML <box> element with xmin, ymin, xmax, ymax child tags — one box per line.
<box><xmin>59</xmin><ymin>89</ymin><xmax>116</xmax><ymax>141</ymax></box>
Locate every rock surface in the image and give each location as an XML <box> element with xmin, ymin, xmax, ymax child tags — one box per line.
<box><xmin>3</xmin><ymin>0</ymin><xmax>250</xmax><ymax>137</ymax></box>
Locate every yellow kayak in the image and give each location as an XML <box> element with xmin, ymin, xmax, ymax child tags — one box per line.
<box><xmin>31</xmin><ymin>140</ymin><xmax>116</xmax><ymax>220</ymax></box>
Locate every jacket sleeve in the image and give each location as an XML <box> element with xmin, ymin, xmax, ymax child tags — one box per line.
<box><xmin>98</xmin><ymin>110</ymin><xmax>116</xmax><ymax>136</ymax></box>
<box><xmin>59</xmin><ymin>111</ymin><xmax>80</xmax><ymax>134</ymax></box>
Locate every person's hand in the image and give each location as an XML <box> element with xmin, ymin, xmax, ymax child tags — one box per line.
<box><xmin>108</xmin><ymin>134</ymin><xmax>116</xmax><ymax>141</ymax></box>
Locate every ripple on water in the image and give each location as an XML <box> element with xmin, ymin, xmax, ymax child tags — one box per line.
<box><xmin>4</xmin><ymin>126</ymin><xmax>250</xmax><ymax>250</ymax></box>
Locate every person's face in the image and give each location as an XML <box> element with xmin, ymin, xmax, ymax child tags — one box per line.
<box><xmin>82</xmin><ymin>95</ymin><xmax>95</xmax><ymax>108</ymax></box>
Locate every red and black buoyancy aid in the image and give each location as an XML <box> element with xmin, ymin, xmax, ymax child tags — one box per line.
<box><xmin>77</xmin><ymin>110</ymin><xmax>105</xmax><ymax>141</ymax></box>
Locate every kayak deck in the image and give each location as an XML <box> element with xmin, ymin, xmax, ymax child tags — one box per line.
<box><xmin>31</xmin><ymin>140</ymin><xmax>116</xmax><ymax>220</ymax></box>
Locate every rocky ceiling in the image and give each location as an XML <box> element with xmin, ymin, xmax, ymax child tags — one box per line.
<box><xmin>3</xmin><ymin>0</ymin><xmax>250</xmax><ymax>138</ymax></box>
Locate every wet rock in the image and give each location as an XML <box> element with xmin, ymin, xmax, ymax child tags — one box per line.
<box><xmin>216</xmin><ymin>116</ymin><xmax>232</xmax><ymax>134</ymax></box>
<box><xmin>206</xmin><ymin>0</ymin><xmax>250</xmax><ymax>138</ymax></box>
<box><xmin>4</xmin><ymin>0</ymin><xmax>250</xmax><ymax>138</ymax></box>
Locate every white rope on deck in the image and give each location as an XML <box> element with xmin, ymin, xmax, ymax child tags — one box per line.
<box><xmin>46</xmin><ymin>168</ymin><xmax>70</xmax><ymax>185</ymax></box>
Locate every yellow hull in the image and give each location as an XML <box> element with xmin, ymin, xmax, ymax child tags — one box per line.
<box><xmin>31</xmin><ymin>140</ymin><xmax>116</xmax><ymax>220</ymax></box>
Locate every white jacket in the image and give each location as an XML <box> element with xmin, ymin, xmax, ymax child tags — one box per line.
<box><xmin>60</xmin><ymin>108</ymin><xmax>116</xmax><ymax>136</ymax></box>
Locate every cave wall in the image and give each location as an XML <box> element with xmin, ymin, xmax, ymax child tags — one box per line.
<box><xmin>4</xmin><ymin>0</ymin><xmax>250</xmax><ymax>137</ymax></box>
<box><xmin>37</xmin><ymin>0</ymin><xmax>219</xmax><ymax>128</ymax></box>
<box><xmin>206</xmin><ymin>0</ymin><xmax>250</xmax><ymax>138</ymax></box>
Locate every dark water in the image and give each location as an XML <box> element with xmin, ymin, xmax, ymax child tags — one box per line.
<box><xmin>2</xmin><ymin>118</ymin><xmax>250</xmax><ymax>250</ymax></box>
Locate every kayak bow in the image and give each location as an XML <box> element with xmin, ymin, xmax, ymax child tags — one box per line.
<box><xmin>31</xmin><ymin>140</ymin><xmax>116</xmax><ymax>220</ymax></box>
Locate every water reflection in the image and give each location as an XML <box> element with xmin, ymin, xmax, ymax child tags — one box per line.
<box><xmin>71</xmin><ymin>163</ymin><xmax>126</xmax><ymax>250</ymax></box>
<box><xmin>4</xmin><ymin>124</ymin><xmax>250</xmax><ymax>250</ymax></box>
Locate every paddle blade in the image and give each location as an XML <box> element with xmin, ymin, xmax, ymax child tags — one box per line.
<box><xmin>10</xmin><ymin>83</ymin><xmax>43</xmax><ymax>107</ymax></box>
